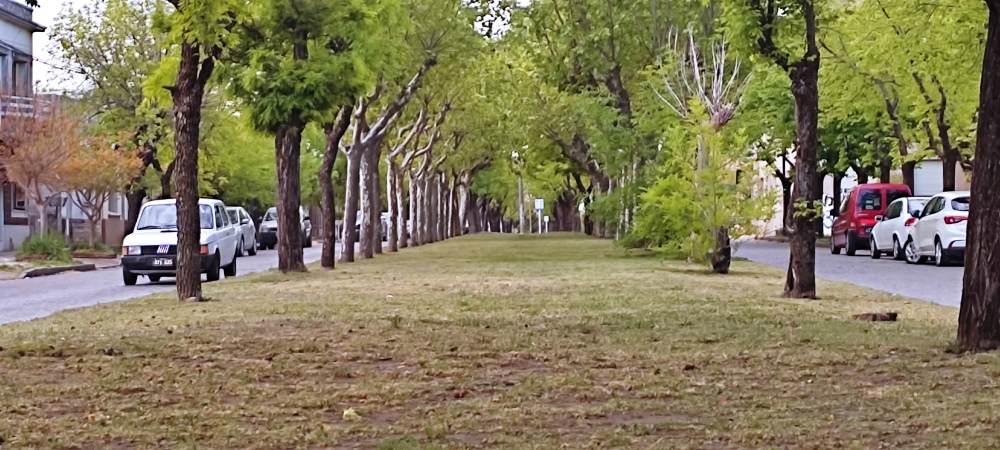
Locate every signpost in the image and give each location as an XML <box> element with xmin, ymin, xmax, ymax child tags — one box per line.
<box><xmin>534</xmin><ymin>198</ymin><xmax>544</xmax><ymax>235</ymax></box>
<box><xmin>543</xmin><ymin>215</ymin><xmax>550</xmax><ymax>233</ymax></box>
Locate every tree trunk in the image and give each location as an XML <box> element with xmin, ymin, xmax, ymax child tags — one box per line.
<box><xmin>340</xmin><ymin>149</ymin><xmax>363</xmax><ymax>263</ymax></box>
<box><xmin>411</xmin><ymin>175</ymin><xmax>423</xmax><ymax>247</ymax></box>
<box><xmin>396</xmin><ymin>167</ymin><xmax>408</xmax><ymax>249</ymax></box>
<box><xmin>275</xmin><ymin>123</ymin><xmax>306</xmax><ymax>273</ymax></box>
<box><xmin>320</xmin><ymin>106</ymin><xmax>351</xmax><ymax>269</ymax></box>
<box><xmin>901</xmin><ymin>161</ymin><xmax>916</xmax><ymax>191</ymax></box>
<box><xmin>784</xmin><ymin>31</ymin><xmax>820</xmax><ymax>299</ymax></box>
<box><xmin>879</xmin><ymin>157</ymin><xmax>892</xmax><ymax>183</ymax></box>
<box><xmin>833</xmin><ymin>173</ymin><xmax>843</xmax><ymax>217</ymax></box>
<box><xmin>359</xmin><ymin>149</ymin><xmax>374</xmax><ymax>259</ymax></box>
<box><xmin>159</xmin><ymin>161</ymin><xmax>175</xmax><ymax>199</ymax></box>
<box><xmin>172</xmin><ymin>41</ymin><xmax>212</xmax><ymax>302</ymax></box>
<box><xmin>958</xmin><ymin>0</ymin><xmax>1000</xmax><ymax>352</ymax></box>
<box><xmin>710</xmin><ymin>226</ymin><xmax>732</xmax><ymax>274</ymax></box>
<box><xmin>466</xmin><ymin>192</ymin><xmax>480</xmax><ymax>233</ymax></box>
<box><xmin>387</xmin><ymin>160</ymin><xmax>400</xmax><ymax>252</ymax></box>
<box><xmin>124</xmin><ymin>189</ymin><xmax>146</xmax><ymax>238</ymax></box>
<box><xmin>88</xmin><ymin>217</ymin><xmax>98</xmax><ymax>249</ymax></box>
<box><xmin>371</xmin><ymin>149</ymin><xmax>383</xmax><ymax>255</ymax></box>
<box><xmin>943</xmin><ymin>151</ymin><xmax>959</xmax><ymax>192</ymax></box>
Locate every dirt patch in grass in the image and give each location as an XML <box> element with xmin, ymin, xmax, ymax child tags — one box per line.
<box><xmin>0</xmin><ymin>234</ymin><xmax>995</xmax><ymax>449</ymax></box>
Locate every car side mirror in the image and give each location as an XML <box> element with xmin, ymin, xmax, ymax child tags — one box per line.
<box><xmin>241</xmin><ymin>218</ymin><xmax>250</xmax><ymax>225</ymax></box>
<box><xmin>911</xmin><ymin>211</ymin><xmax>921</xmax><ymax>218</ymax></box>
<box><xmin>875</xmin><ymin>215</ymin><xmax>883</xmax><ymax>222</ymax></box>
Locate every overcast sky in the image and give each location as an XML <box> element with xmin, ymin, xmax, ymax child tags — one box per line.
<box><xmin>30</xmin><ymin>0</ymin><xmax>78</xmax><ymax>92</ymax></box>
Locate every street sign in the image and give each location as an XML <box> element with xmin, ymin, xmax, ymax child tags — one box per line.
<box><xmin>534</xmin><ymin>198</ymin><xmax>544</xmax><ymax>211</ymax></box>
<box><xmin>543</xmin><ymin>216</ymin><xmax>549</xmax><ymax>223</ymax></box>
<box><xmin>578</xmin><ymin>202</ymin><xmax>585</xmax><ymax>213</ymax></box>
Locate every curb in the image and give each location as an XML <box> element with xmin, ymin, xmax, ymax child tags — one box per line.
<box><xmin>18</xmin><ymin>263</ymin><xmax>97</xmax><ymax>279</ymax></box>
<box><xmin>759</xmin><ymin>237</ymin><xmax>831</xmax><ymax>249</ymax></box>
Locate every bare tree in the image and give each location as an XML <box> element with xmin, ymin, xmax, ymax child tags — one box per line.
<box><xmin>655</xmin><ymin>28</ymin><xmax>752</xmax><ymax>273</ymax></box>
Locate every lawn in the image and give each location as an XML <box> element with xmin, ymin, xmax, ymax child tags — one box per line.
<box><xmin>1</xmin><ymin>234</ymin><xmax>997</xmax><ymax>449</ymax></box>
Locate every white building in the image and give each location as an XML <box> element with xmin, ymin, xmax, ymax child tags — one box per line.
<box><xmin>0</xmin><ymin>0</ymin><xmax>44</xmax><ymax>251</ymax></box>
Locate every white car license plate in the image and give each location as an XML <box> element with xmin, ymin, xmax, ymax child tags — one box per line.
<box><xmin>153</xmin><ymin>258</ymin><xmax>173</xmax><ymax>267</ymax></box>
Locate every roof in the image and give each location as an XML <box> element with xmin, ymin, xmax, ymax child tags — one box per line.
<box><xmin>932</xmin><ymin>191</ymin><xmax>970</xmax><ymax>199</ymax></box>
<box><xmin>0</xmin><ymin>1</ymin><xmax>44</xmax><ymax>33</ymax></box>
<box><xmin>143</xmin><ymin>198</ymin><xmax>225</xmax><ymax>207</ymax></box>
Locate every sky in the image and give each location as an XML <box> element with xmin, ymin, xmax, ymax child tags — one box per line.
<box><xmin>29</xmin><ymin>0</ymin><xmax>78</xmax><ymax>92</ymax></box>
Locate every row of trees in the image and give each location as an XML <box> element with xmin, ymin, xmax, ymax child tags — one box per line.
<box><xmin>27</xmin><ymin>0</ymin><xmax>1000</xmax><ymax>350</ymax></box>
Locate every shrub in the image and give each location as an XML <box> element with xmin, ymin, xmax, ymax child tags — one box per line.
<box><xmin>17</xmin><ymin>234</ymin><xmax>72</xmax><ymax>262</ymax></box>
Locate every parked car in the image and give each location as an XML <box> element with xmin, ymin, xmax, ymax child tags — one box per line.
<box><xmin>121</xmin><ymin>198</ymin><xmax>240</xmax><ymax>285</ymax></box>
<box><xmin>347</xmin><ymin>211</ymin><xmax>390</xmax><ymax>242</ymax></box>
<box><xmin>226</xmin><ymin>206</ymin><xmax>258</xmax><ymax>257</ymax></box>
<box><xmin>257</xmin><ymin>206</ymin><xmax>312</xmax><ymax>250</ymax></box>
<box><xmin>869</xmin><ymin>196</ymin><xmax>930</xmax><ymax>260</ymax></box>
<box><xmin>831</xmin><ymin>183</ymin><xmax>912</xmax><ymax>256</ymax></box>
<box><xmin>905</xmin><ymin>191</ymin><xmax>970</xmax><ymax>266</ymax></box>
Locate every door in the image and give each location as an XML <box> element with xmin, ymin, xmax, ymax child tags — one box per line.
<box><xmin>832</xmin><ymin>190</ymin><xmax>854</xmax><ymax>246</ymax></box>
<box><xmin>876</xmin><ymin>200</ymin><xmax>901</xmax><ymax>247</ymax></box>
<box><xmin>215</xmin><ymin>205</ymin><xmax>238</xmax><ymax>259</ymax></box>
<box><xmin>915</xmin><ymin>197</ymin><xmax>943</xmax><ymax>252</ymax></box>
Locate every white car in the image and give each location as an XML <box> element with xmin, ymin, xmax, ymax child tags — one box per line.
<box><xmin>870</xmin><ymin>196</ymin><xmax>929</xmax><ymax>260</ymax></box>
<box><xmin>121</xmin><ymin>198</ymin><xmax>241</xmax><ymax>285</ymax></box>
<box><xmin>258</xmin><ymin>206</ymin><xmax>312</xmax><ymax>250</ymax></box>
<box><xmin>226</xmin><ymin>206</ymin><xmax>258</xmax><ymax>257</ymax></box>
<box><xmin>905</xmin><ymin>191</ymin><xmax>970</xmax><ymax>266</ymax></box>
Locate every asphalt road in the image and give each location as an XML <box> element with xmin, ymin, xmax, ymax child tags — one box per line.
<box><xmin>737</xmin><ymin>240</ymin><xmax>963</xmax><ymax>308</ymax></box>
<box><xmin>0</xmin><ymin>244</ymin><xmax>342</xmax><ymax>326</ymax></box>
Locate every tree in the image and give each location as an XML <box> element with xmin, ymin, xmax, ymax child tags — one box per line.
<box><xmin>61</xmin><ymin>136</ymin><xmax>144</xmax><ymax>248</ymax></box>
<box><xmin>0</xmin><ymin>97</ymin><xmax>82</xmax><ymax>235</ymax></box>
<box><xmin>49</xmin><ymin>0</ymin><xmax>169</xmax><ymax>235</ymax></box>
<box><xmin>725</xmin><ymin>0</ymin><xmax>822</xmax><ymax>299</ymax></box>
<box><xmin>958</xmin><ymin>0</ymin><xmax>1000</xmax><ymax>352</ymax></box>
<box><xmin>153</xmin><ymin>0</ymin><xmax>240</xmax><ymax>301</ymax></box>
<box><xmin>319</xmin><ymin>105</ymin><xmax>352</xmax><ymax>269</ymax></box>
<box><xmin>230</xmin><ymin>0</ymin><xmax>375</xmax><ymax>273</ymax></box>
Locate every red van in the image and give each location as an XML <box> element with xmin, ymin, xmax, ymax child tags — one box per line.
<box><xmin>831</xmin><ymin>183</ymin><xmax>912</xmax><ymax>256</ymax></box>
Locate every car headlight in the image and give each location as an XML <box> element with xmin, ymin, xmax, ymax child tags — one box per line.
<box><xmin>123</xmin><ymin>246</ymin><xmax>142</xmax><ymax>256</ymax></box>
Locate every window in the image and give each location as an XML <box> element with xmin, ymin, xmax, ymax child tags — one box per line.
<box><xmin>885</xmin><ymin>201</ymin><xmax>902</xmax><ymax>220</ymax></box>
<box><xmin>886</xmin><ymin>190</ymin><xmax>909</xmax><ymax>208</ymax></box>
<box><xmin>908</xmin><ymin>199</ymin><xmax>928</xmax><ymax>216</ymax></box>
<box><xmin>136</xmin><ymin>204</ymin><xmax>216</xmax><ymax>230</ymax></box>
<box><xmin>12</xmin><ymin>184</ymin><xmax>26</xmax><ymax>211</ymax></box>
<box><xmin>952</xmin><ymin>197</ymin><xmax>970</xmax><ymax>212</ymax></box>
<box><xmin>263</xmin><ymin>208</ymin><xmax>277</xmax><ymax>221</ymax></box>
<box><xmin>227</xmin><ymin>209</ymin><xmax>239</xmax><ymax>225</ymax></box>
<box><xmin>922</xmin><ymin>197</ymin><xmax>943</xmax><ymax>218</ymax></box>
<box><xmin>214</xmin><ymin>205</ymin><xmax>227</xmax><ymax>229</ymax></box>
<box><xmin>857</xmin><ymin>190</ymin><xmax>882</xmax><ymax>211</ymax></box>
<box><xmin>108</xmin><ymin>193</ymin><xmax>120</xmax><ymax>214</ymax></box>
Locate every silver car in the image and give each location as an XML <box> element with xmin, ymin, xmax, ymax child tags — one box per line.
<box><xmin>258</xmin><ymin>206</ymin><xmax>312</xmax><ymax>250</ymax></box>
<box><xmin>226</xmin><ymin>206</ymin><xmax>258</xmax><ymax>257</ymax></box>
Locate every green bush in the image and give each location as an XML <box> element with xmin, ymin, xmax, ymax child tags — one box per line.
<box><xmin>17</xmin><ymin>234</ymin><xmax>72</xmax><ymax>262</ymax></box>
<box><xmin>70</xmin><ymin>241</ymin><xmax>111</xmax><ymax>252</ymax></box>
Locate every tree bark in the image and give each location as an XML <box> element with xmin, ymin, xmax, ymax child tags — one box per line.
<box><xmin>172</xmin><ymin>40</ymin><xmax>213</xmax><ymax>302</ymax></box>
<box><xmin>124</xmin><ymin>188</ymin><xmax>146</xmax><ymax>238</ymax></box>
<box><xmin>319</xmin><ymin>106</ymin><xmax>352</xmax><ymax>269</ymax></box>
<box><xmin>159</xmin><ymin>161</ymin><xmax>175</xmax><ymax>199</ymax></box>
<box><xmin>275</xmin><ymin>122</ymin><xmax>306</xmax><ymax>273</ymax></box>
<box><xmin>958</xmin><ymin>0</ymin><xmax>1000</xmax><ymax>352</ymax></box>
<box><xmin>359</xmin><ymin>148</ymin><xmax>376</xmax><ymax>259</ymax></box>
<box><xmin>387</xmin><ymin>160</ymin><xmax>401</xmax><ymax>252</ymax></box>
<box><xmin>340</xmin><ymin>149</ymin><xmax>363</xmax><ymax>263</ymax></box>
<box><xmin>782</xmin><ymin>5</ymin><xmax>820</xmax><ymax>299</ymax></box>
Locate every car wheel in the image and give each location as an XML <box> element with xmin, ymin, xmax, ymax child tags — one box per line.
<box><xmin>892</xmin><ymin>237</ymin><xmax>905</xmax><ymax>261</ymax></box>
<box><xmin>123</xmin><ymin>268</ymin><xmax>138</xmax><ymax>286</ymax></box>
<box><xmin>248</xmin><ymin>237</ymin><xmax>258</xmax><ymax>256</ymax></box>
<box><xmin>870</xmin><ymin>236</ymin><xmax>881</xmax><ymax>259</ymax></box>
<box><xmin>845</xmin><ymin>232</ymin><xmax>857</xmax><ymax>256</ymax></box>
<box><xmin>224</xmin><ymin>250</ymin><xmax>237</xmax><ymax>277</ymax></box>
<box><xmin>905</xmin><ymin>239</ymin><xmax>927</xmax><ymax>265</ymax></box>
<box><xmin>149</xmin><ymin>275</ymin><xmax>161</xmax><ymax>283</ymax></box>
<box><xmin>237</xmin><ymin>238</ymin><xmax>245</xmax><ymax>257</ymax></box>
<box><xmin>206</xmin><ymin>252</ymin><xmax>221</xmax><ymax>282</ymax></box>
<box><xmin>934</xmin><ymin>239</ymin><xmax>948</xmax><ymax>267</ymax></box>
<box><xmin>830</xmin><ymin>235</ymin><xmax>841</xmax><ymax>255</ymax></box>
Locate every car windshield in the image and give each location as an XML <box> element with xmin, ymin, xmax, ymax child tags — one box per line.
<box><xmin>263</xmin><ymin>209</ymin><xmax>277</xmax><ymax>221</ymax></box>
<box><xmin>908</xmin><ymin>199</ymin><xmax>928</xmax><ymax>215</ymax></box>
<box><xmin>952</xmin><ymin>197</ymin><xmax>970</xmax><ymax>212</ymax></box>
<box><xmin>135</xmin><ymin>204</ymin><xmax>214</xmax><ymax>230</ymax></box>
<box><xmin>857</xmin><ymin>190</ymin><xmax>882</xmax><ymax>211</ymax></box>
<box><xmin>227</xmin><ymin>209</ymin><xmax>239</xmax><ymax>224</ymax></box>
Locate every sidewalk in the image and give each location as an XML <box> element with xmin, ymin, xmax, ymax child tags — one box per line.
<box><xmin>0</xmin><ymin>253</ymin><xmax>120</xmax><ymax>281</ymax></box>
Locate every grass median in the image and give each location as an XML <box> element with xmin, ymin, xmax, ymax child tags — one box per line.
<box><xmin>0</xmin><ymin>234</ymin><xmax>995</xmax><ymax>449</ymax></box>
